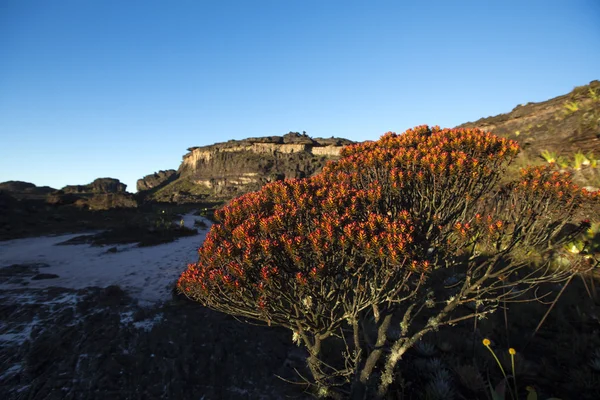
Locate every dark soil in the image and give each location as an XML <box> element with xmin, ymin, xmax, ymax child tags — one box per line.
<box><xmin>2</xmin><ymin>268</ymin><xmax>599</xmax><ymax>399</ymax></box>
<box><xmin>0</xmin><ymin>284</ymin><xmax>311</xmax><ymax>400</ymax></box>
<box><xmin>0</xmin><ymin>263</ymin><xmax>51</xmax><ymax>285</ymax></box>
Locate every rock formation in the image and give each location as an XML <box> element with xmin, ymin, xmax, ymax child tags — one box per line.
<box><xmin>62</xmin><ymin>178</ymin><xmax>127</xmax><ymax>194</ymax></box>
<box><xmin>457</xmin><ymin>80</ymin><xmax>600</xmax><ymax>156</ymax></box>
<box><xmin>136</xmin><ymin>170</ymin><xmax>177</xmax><ymax>192</ymax></box>
<box><xmin>456</xmin><ymin>80</ymin><xmax>600</xmax><ymax>190</ymax></box>
<box><xmin>146</xmin><ymin>132</ymin><xmax>353</xmax><ymax>202</ymax></box>
<box><xmin>47</xmin><ymin>178</ymin><xmax>137</xmax><ymax>210</ymax></box>
<box><xmin>0</xmin><ymin>181</ymin><xmax>56</xmax><ymax>200</ymax></box>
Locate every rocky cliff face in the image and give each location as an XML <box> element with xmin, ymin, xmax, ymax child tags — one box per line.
<box><xmin>149</xmin><ymin>132</ymin><xmax>353</xmax><ymax>202</ymax></box>
<box><xmin>136</xmin><ymin>170</ymin><xmax>177</xmax><ymax>192</ymax></box>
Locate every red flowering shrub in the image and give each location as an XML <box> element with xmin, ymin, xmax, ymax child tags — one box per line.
<box><xmin>178</xmin><ymin>126</ymin><xmax>596</xmax><ymax>399</ymax></box>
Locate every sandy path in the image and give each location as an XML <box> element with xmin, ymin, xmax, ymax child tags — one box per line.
<box><xmin>0</xmin><ymin>212</ymin><xmax>210</xmax><ymax>304</ymax></box>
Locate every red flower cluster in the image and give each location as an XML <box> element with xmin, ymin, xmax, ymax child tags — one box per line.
<box><xmin>177</xmin><ymin>125</ymin><xmax>592</xmax><ymax>327</ymax></box>
<box><xmin>177</xmin><ymin>125</ymin><xmax>597</xmax><ymax>398</ymax></box>
<box><xmin>178</xmin><ymin>174</ymin><xmax>417</xmax><ymax>313</ymax></box>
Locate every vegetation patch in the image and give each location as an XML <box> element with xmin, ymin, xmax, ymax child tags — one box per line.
<box><xmin>179</xmin><ymin>126</ymin><xmax>599</xmax><ymax>399</ymax></box>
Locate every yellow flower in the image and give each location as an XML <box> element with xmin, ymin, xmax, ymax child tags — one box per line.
<box><xmin>483</xmin><ymin>338</ymin><xmax>491</xmax><ymax>346</ymax></box>
<box><xmin>509</xmin><ymin>348</ymin><xmax>516</xmax><ymax>355</ymax></box>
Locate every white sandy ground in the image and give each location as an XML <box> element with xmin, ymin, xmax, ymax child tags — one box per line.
<box><xmin>0</xmin><ymin>212</ymin><xmax>210</xmax><ymax>305</ymax></box>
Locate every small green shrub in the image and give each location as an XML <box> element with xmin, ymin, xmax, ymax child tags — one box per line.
<box><xmin>573</xmin><ymin>151</ymin><xmax>590</xmax><ymax>170</ymax></box>
<box><xmin>556</xmin><ymin>156</ymin><xmax>570</xmax><ymax>169</ymax></box>
<box><xmin>564</xmin><ymin>101</ymin><xmax>580</xmax><ymax>114</ymax></box>
<box><xmin>540</xmin><ymin>150</ymin><xmax>557</xmax><ymax>163</ymax></box>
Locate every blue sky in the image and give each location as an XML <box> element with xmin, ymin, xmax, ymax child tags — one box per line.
<box><xmin>1</xmin><ymin>0</ymin><xmax>599</xmax><ymax>192</ymax></box>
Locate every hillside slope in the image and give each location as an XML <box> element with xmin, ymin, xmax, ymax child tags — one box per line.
<box><xmin>140</xmin><ymin>81</ymin><xmax>600</xmax><ymax>204</ymax></box>
<box><xmin>457</xmin><ymin>80</ymin><xmax>600</xmax><ymax>189</ymax></box>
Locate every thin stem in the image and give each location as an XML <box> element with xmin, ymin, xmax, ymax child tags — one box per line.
<box><xmin>510</xmin><ymin>351</ymin><xmax>517</xmax><ymax>397</ymax></box>
<box><xmin>526</xmin><ymin>274</ymin><xmax>574</xmax><ymax>349</ymax></box>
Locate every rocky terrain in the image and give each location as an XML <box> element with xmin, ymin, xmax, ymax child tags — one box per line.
<box><xmin>0</xmin><ymin>285</ymin><xmax>309</xmax><ymax>400</ymax></box>
<box><xmin>45</xmin><ymin>178</ymin><xmax>138</xmax><ymax>210</ymax></box>
<box><xmin>136</xmin><ymin>82</ymin><xmax>600</xmax><ymax>205</ymax></box>
<box><xmin>457</xmin><ymin>80</ymin><xmax>600</xmax><ymax>190</ymax></box>
<box><xmin>2</xmin><ymin>82</ymin><xmax>600</xmax><ymax>399</ymax></box>
<box><xmin>0</xmin><ymin>178</ymin><xmax>138</xmax><ymax>211</ymax></box>
<box><xmin>61</xmin><ymin>178</ymin><xmax>128</xmax><ymax>195</ymax></box>
<box><xmin>0</xmin><ymin>216</ymin><xmax>310</xmax><ymax>399</ymax></box>
<box><xmin>140</xmin><ymin>132</ymin><xmax>353</xmax><ymax>202</ymax></box>
<box><xmin>0</xmin><ymin>186</ymin><xmax>216</xmax><ymax>241</ymax></box>
<box><xmin>0</xmin><ymin>181</ymin><xmax>55</xmax><ymax>200</ymax></box>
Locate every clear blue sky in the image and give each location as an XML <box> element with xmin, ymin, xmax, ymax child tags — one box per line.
<box><xmin>1</xmin><ymin>0</ymin><xmax>598</xmax><ymax>192</ymax></box>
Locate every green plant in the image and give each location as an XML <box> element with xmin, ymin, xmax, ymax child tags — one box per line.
<box><xmin>179</xmin><ymin>126</ymin><xmax>596</xmax><ymax>399</ymax></box>
<box><xmin>586</xmin><ymin>153</ymin><xmax>597</xmax><ymax>168</ymax></box>
<box><xmin>556</xmin><ymin>156</ymin><xmax>570</xmax><ymax>169</ymax></box>
<box><xmin>524</xmin><ymin>386</ymin><xmax>562</xmax><ymax>400</ymax></box>
<box><xmin>584</xmin><ymin>221</ymin><xmax>600</xmax><ymax>253</ymax></box>
<box><xmin>572</xmin><ymin>151</ymin><xmax>590</xmax><ymax>170</ymax></box>
<box><xmin>454</xmin><ymin>364</ymin><xmax>486</xmax><ymax>393</ymax></box>
<box><xmin>564</xmin><ymin>100</ymin><xmax>580</xmax><ymax>114</ymax></box>
<box><xmin>154</xmin><ymin>210</ymin><xmax>174</xmax><ymax>230</ymax></box>
<box><xmin>425</xmin><ymin>370</ymin><xmax>455</xmax><ymax>400</ymax></box>
<box><xmin>415</xmin><ymin>340</ymin><xmax>437</xmax><ymax>357</ymax></box>
<box><xmin>483</xmin><ymin>339</ymin><xmax>517</xmax><ymax>399</ymax></box>
<box><xmin>540</xmin><ymin>150</ymin><xmax>557</xmax><ymax>163</ymax></box>
<box><xmin>483</xmin><ymin>339</ymin><xmax>563</xmax><ymax>400</ymax></box>
<box><xmin>568</xmin><ymin>368</ymin><xmax>600</xmax><ymax>393</ymax></box>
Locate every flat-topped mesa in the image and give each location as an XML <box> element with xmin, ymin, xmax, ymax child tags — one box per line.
<box><xmin>182</xmin><ymin>132</ymin><xmax>352</xmax><ymax>172</ymax></box>
<box><xmin>145</xmin><ymin>132</ymin><xmax>354</xmax><ymax>202</ymax></box>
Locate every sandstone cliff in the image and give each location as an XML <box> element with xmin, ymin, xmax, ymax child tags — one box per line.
<box><xmin>146</xmin><ymin>132</ymin><xmax>353</xmax><ymax>202</ymax></box>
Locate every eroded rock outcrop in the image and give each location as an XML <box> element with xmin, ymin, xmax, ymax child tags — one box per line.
<box><xmin>47</xmin><ymin>178</ymin><xmax>137</xmax><ymax>210</ymax></box>
<box><xmin>62</xmin><ymin>178</ymin><xmax>127</xmax><ymax>194</ymax></box>
<box><xmin>148</xmin><ymin>132</ymin><xmax>353</xmax><ymax>202</ymax></box>
<box><xmin>136</xmin><ymin>170</ymin><xmax>177</xmax><ymax>192</ymax></box>
<box><xmin>0</xmin><ymin>181</ymin><xmax>56</xmax><ymax>200</ymax></box>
